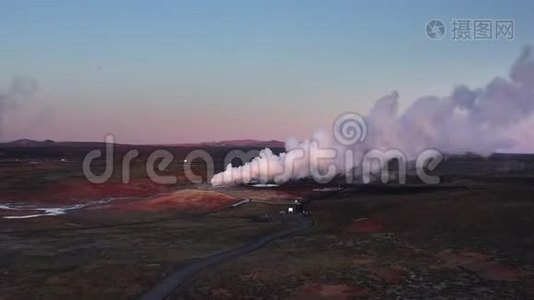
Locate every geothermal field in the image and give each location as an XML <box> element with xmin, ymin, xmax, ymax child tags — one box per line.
<box><xmin>2</xmin><ymin>48</ymin><xmax>534</xmax><ymax>298</ymax></box>
<box><xmin>2</xmin><ymin>2</ymin><xmax>534</xmax><ymax>299</ymax></box>
<box><xmin>1</xmin><ymin>144</ymin><xmax>534</xmax><ymax>299</ymax></box>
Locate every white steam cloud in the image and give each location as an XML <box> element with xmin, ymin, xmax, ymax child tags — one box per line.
<box><xmin>211</xmin><ymin>46</ymin><xmax>534</xmax><ymax>186</ymax></box>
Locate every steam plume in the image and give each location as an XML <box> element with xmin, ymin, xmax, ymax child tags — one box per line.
<box><xmin>0</xmin><ymin>76</ymin><xmax>37</xmax><ymax>138</ymax></box>
<box><xmin>211</xmin><ymin>46</ymin><xmax>534</xmax><ymax>186</ymax></box>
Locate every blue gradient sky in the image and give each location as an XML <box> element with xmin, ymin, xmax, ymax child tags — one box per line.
<box><xmin>1</xmin><ymin>0</ymin><xmax>533</xmax><ymax>143</ymax></box>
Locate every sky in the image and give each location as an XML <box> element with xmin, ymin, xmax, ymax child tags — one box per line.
<box><xmin>1</xmin><ymin>0</ymin><xmax>533</xmax><ymax>144</ymax></box>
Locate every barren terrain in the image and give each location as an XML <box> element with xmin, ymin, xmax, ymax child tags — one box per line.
<box><xmin>1</xmin><ymin>147</ymin><xmax>534</xmax><ymax>299</ymax></box>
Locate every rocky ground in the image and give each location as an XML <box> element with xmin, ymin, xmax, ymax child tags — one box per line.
<box><xmin>1</xmin><ymin>156</ymin><xmax>534</xmax><ymax>299</ymax></box>
<box><xmin>177</xmin><ymin>181</ymin><xmax>534</xmax><ymax>299</ymax></box>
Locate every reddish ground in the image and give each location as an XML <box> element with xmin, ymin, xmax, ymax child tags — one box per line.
<box><xmin>115</xmin><ymin>189</ymin><xmax>238</xmax><ymax>212</ymax></box>
<box><xmin>343</xmin><ymin>217</ymin><xmax>387</xmax><ymax>234</ymax></box>
<box><xmin>291</xmin><ymin>282</ymin><xmax>372</xmax><ymax>299</ymax></box>
<box><xmin>437</xmin><ymin>250</ymin><xmax>520</xmax><ymax>281</ymax></box>
<box><xmin>1</xmin><ymin>178</ymin><xmax>175</xmax><ymax>204</ymax></box>
<box><xmin>219</xmin><ymin>188</ymin><xmax>303</xmax><ymax>201</ymax></box>
<box><xmin>370</xmin><ymin>265</ymin><xmax>409</xmax><ymax>284</ymax></box>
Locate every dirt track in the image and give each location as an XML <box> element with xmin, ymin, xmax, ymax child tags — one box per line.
<box><xmin>140</xmin><ymin>202</ymin><xmax>313</xmax><ymax>300</ymax></box>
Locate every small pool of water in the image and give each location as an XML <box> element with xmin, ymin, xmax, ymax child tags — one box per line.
<box><xmin>249</xmin><ymin>183</ymin><xmax>280</xmax><ymax>188</ymax></box>
<box><xmin>0</xmin><ymin>197</ymin><xmax>131</xmax><ymax>219</ymax></box>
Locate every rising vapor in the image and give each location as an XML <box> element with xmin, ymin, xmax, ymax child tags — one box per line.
<box><xmin>0</xmin><ymin>76</ymin><xmax>37</xmax><ymax>138</ymax></box>
<box><xmin>211</xmin><ymin>46</ymin><xmax>534</xmax><ymax>186</ymax></box>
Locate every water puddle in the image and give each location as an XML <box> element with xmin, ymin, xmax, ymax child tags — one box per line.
<box><xmin>250</xmin><ymin>183</ymin><xmax>280</xmax><ymax>188</ymax></box>
<box><xmin>0</xmin><ymin>197</ymin><xmax>131</xmax><ymax>219</ymax></box>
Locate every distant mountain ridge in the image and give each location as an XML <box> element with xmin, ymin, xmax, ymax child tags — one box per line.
<box><xmin>2</xmin><ymin>139</ymin><xmax>57</xmax><ymax>147</ymax></box>
<box><xmin>176</xmin><ymin>139</ymin><xmax>284</xmax><ymax>148</ymax></box>
<box><xmin>0</xmin><ymin>138</ymin><xmax>285</xmax><ymax>148</ymax></box>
